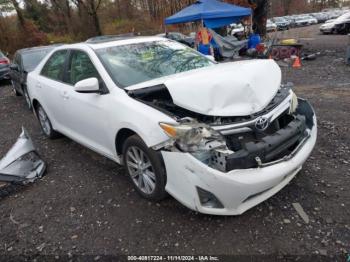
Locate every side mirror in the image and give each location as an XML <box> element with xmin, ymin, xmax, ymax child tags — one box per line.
<box><xmin>10</xmin><ymin>64</ymin><xmax>19</xmax><ymax>71</ymax></box>
<box><xmin>205</xmin><ymin>55</ymin><xmax>216</xmax><ymax>62</ymax></box>
<box><xmin>74</xmin><ymin>78</ymin><xmax>100</xmax><ymax>94</ymax></box>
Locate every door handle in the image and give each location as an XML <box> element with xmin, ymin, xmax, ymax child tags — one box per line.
<box><xmin>36</xmin><ymin>83</ymin><xmax>41</xmax><ymax>89</ymax></box>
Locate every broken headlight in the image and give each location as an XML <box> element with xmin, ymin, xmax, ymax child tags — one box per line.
<box><xmin>159</xmin><ymin>120</ymin><xmax>225</xmax><ymax>152</ymax></box>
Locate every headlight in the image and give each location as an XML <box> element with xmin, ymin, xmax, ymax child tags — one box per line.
<box><xmin>159</xmin><ymin>120</ymin><xmax>224</xmax><ymax>152</ymax></box>
<box><xmin>289</xmin><ymin>91</ymin><xmax>299</xmax><ymax>114</ymax></box>
<box><xmin>321</xmin><ymin>24</ymin><xmax>333</xmax><ymax>29</ymax></box>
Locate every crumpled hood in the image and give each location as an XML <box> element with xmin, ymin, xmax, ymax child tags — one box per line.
<box><xmin>127</xmin><ymin>59</ymin><xmax>282</xmax><ymax>117</ymax></box>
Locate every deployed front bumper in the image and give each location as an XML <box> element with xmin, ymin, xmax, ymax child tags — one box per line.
<box><xmin>162</xmin><ymin>102</ymin><xmax>317</xmax><ymax>216</ymax></box>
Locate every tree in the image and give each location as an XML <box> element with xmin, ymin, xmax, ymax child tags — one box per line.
<box><xmin>248</xmin><ymin>0</ymin><xmax>269</xmax><ymax>37</ymax></box>
<box><xmin>72</xmin><ymin>0</ymin><xmax>103</xmax><ymax>36</ymax></box>
<box><xmin>12</xmin><ymin>0</ymin><xmax>24</xmax><ymax>28</ymax></box>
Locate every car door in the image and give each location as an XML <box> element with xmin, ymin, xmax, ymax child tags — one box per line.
<box><xmin>59</xmin><ymin>49</ymin><xmax>113</xmax><ymax>157</ymax></box>
<box><xmin>37</xmin><ymin>50</ymin><xmax>70</xmax><ymax>129</ymax></box>
<box><xmin>11</xmin><ymin>53</ymin><xmax>22</xmax><ymax>92</ymax></box>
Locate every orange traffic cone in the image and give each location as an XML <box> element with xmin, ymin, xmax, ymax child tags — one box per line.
<box><xmin>293</xmin><ymin>56</ymin><xmax>302</xmax><ymax>68</ymax></box>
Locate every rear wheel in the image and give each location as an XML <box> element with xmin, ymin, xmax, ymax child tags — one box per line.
<box><xmin>123</xmin><ymin>135</ymin><xmax>167</xmax><ymax>201</ymax></box>
<box><xmin>36</xmin><ymin>104</ymin><xmax>60</xmax><ymax>139</ymax></box>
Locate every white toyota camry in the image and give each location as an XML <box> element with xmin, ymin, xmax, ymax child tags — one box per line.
<box><xmin>27</xmin><ymin>37</ymin><xmax>317</xmax><ymax>215</ymax></box>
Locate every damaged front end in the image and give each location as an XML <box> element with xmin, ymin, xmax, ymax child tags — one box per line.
<box><xmin>0</xmin><ymin>128</ymin><xmax>46</xmax><ymax>184</ymax></box>
<box><xmin>130</xmin><ymin>84</ymin><xmax>316</xmax><ymax>173</ymax></box>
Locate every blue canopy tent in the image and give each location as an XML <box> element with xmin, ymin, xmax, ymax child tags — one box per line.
<box><xmin>165</xmin><ymin>0</ymin><xmax>252</xmax><ymax>29</ymax></box>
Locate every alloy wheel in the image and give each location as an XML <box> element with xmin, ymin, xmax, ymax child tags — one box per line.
<box><xmin>126</xmin><ymin>146</ymin><xmax>156</xmax><ymax>195</ymax></box>
<box><xmin>37</xmin><ymin>107</ymin><xmax>51</xmax><ymax>136</ymax></box>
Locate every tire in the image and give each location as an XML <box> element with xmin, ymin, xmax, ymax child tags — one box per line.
<box><xmin>123</xmin><ymin>135</ymin><xmax>167</xmax><ymax>201</ymax></box>
<box><xmin>35</xmin><ymin>104</ymin><xmax>60</xmax><ymax>139</ymax></box>
<box><xmin>12</xmin><ymin>81</ymin><xmax>21</xmax><ymax>96</ymax></box>
<box><xmin>23</xmin><ymin>86</ymin><xmax>32</xmax><ymax>110</ymax></box>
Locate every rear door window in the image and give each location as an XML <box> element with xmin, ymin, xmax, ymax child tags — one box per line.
<box><xmin>41</xmin><ymin>50</ymin><xmax>68</xmax><ymax>81</ymax></box>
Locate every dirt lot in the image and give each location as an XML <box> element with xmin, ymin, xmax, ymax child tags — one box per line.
<box><xmin>0</xmin><ymin>25</ymin><xmax>349</xmax><ymax>261</ymax></box>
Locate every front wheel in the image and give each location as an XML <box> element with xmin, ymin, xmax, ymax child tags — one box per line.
<box><xmin>36</xmin><ymin>104</ymin><xmax>60</xmax><ymax>139</ymax></box>
<box><xmin>123</xmin><ymin>135</ymin><xmax>167</xmax><ymax>201</ymax></box>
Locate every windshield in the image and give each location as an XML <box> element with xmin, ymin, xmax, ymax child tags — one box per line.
<box><xmin>23</xmin><ymin>49</ymin><xmax>52</xmax><ymax>72</ymax></box>
<box><xmin>95</xmin><ymin>40</ymin><xmax>214</xmax><ymax>88</ymax></box>
<box><xmin>0</xmin><ymin>51</ymin><xmax>4</xmax><ymax>58</ymax></box>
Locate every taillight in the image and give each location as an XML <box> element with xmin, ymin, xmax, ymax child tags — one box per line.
<box><xmin>0</xmin><ymin>58</ymin><xmax>9</xmax><ymax>65</ymax></box>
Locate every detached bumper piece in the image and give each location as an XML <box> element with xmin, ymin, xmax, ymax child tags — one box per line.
<box><xmin>0</xmin><ymin>128</ymin><xmax>46</xmax><ymax>184</ymax></box>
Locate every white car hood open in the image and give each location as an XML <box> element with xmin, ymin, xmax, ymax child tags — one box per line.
<box><xmin>127</xmin><ymin>59</ymin><xmax>282</xmax><ymax>117</ymax></box>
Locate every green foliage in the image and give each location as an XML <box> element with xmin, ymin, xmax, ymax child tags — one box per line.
<box><xmin>46</xmin><ymin>33</ymin><xmax>75</xmax><ymax>44</ymax></box>
<box><xmin>23</xmin><ymin>0</ymin><xmax>52</xmax><ymax>32</ymax></box>
<box><xmin>0</xmin><ymin>0</ymin><xmax>14</xmax><ymax>13</ymax></box>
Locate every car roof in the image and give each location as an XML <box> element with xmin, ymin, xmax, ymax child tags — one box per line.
<box><xmin>54</xmin><ymin>36</ymin><xmax>167</xmax><ymax>51</ymax></box>
<box><xmin>85</xmin><ymin>33</ymin><xmax>136</xmax><ymax>43</ymax></box>
<box><xmin>16</xmin><ymin>44</ymin><xmax>61</xmax><ymax>55</ymax></box>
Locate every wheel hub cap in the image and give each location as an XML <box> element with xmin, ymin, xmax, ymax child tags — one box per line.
<box><xmin>126</xmin><ymin>146</ymin><xmax>156</xmax><ymax>194</ymax></box>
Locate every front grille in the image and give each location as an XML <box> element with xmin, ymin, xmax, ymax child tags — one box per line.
<box><xmin>223</xmin><ymin>113</ymin><xmax>308</xmax><ymax>171</ymax></box>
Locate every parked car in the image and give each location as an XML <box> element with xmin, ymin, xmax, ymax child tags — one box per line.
<box><xmin>283</xmin><ymin>16</ymin><xmax>297</xmax><ymax>27</ymax></box>
<box><xmin>266</xmin><ymin>19</ymin><xmax>277</xmax><ymax>32</ymax></box>
<box><xmin>304</xmin><ymin>15</ymin><xmax>318</xmax><ymax>25</ymax></box>
<box><xmin>272</xmin><ymin>17</ymin><xmax>290</xmax><ymax>30</ymax></box>
<box><xmin>294</xmin><ymin>16</ymin><xmax>312</xmax><ymax>27</ymax></box>
<box><xmin>320</xmin><ymin>12</ymin><xmax>350</xmax><ymax>34</ymax></box>
<box><xmin>27</xmin><ymin>37</ymin><xmax>317</xmax><ymax>215</ymax></box>
<box><xmin>311</xmin><ymin>12</ymin><xmax>329</xmax><ymax>23</ymax></box>
<box><xmin>157</xmin><ymin>32</ymin><xmax>195</xmax><ymax>48</ymax></box>
<box><xmin>10</xmin><ymin>45</ymin><xmax>56</xmax><ymax>109</ymax></box>
<box><xmin>0</xmin><ymin>50</ymin><xmax>10</xmax><ymax>82</ymax></box>
<box><xmin>327</xmin><ymin>10</ymin><xmax>342</xmax><ymax>19</ymax></box>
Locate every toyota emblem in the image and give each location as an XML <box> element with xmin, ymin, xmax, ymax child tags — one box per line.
<box><xmin>255</xmin><ymin>117</ymin><xmax>269</xmax><ymax>131</ymax></box>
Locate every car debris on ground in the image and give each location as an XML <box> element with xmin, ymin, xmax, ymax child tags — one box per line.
<box><xmin>292</xmin><ymin>202</ymin><xmax>310</xmax><ymax>224</ymax></box>
<box><xmin>0</xmin><ymin>128</ymin><xmax>46</xmax><ymax>185</ymax></box>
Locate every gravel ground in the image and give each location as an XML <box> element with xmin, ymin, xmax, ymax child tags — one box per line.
<box><xmin>0</xmin><ymin>25</ymin><xmax>349</xmax><ymax>261</ymax></box>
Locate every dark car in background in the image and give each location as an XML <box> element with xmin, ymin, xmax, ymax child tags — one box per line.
<box><xmin>10</xmin><ymin>45</ymin><xmax>56</xmax><ymax>109</ymax></box>
<box><xmin>311</xmin><ymin>12</ymin><xmax>329</xmax><ymax>23</ymax></box>
<box><xmin>0</xmin><ymin>50</ymin><xmax>10</xmax><ymax>82</ymax></box>
<box><xmin>272</xmin><ymin>17</ymin><xmax>290</xmax><ymax>30</ymax></box>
